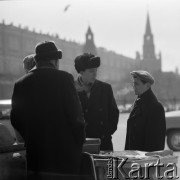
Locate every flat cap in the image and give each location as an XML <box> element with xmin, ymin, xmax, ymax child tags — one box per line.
<box><xmin>74</xmin><ymin>53</ymin><xmax>100</xmax><ymax>73</ymax></box>
<box><xmin>130</xmin><ymin>70</ymin><xmax>155</xmax><ymax>85</ymax></box>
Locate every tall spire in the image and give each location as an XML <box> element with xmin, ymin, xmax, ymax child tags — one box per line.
<box><xmin>87</xmin><ymin>26</ymin><xmax>92</xmax><ymax>34</ymax></box>
<box><xmin>145</xmin><ymin>12</ymin><xmax>152</xmax><ymax>35</ymax></box>
<box><xmin>142</xmin><ymin>12</ymin><xmax>162</xmax><ymax>73</ymax></box>
<box><xmin>143</xmin><ymin>12</ymin><xmax>155</xmax><ymax>60</ymax></box>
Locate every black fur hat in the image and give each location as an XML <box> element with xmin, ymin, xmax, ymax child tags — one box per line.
<box><xmin>74</xmin><ymin>53</ymin><xmax>100</xmax><ymax>73</ymax></box>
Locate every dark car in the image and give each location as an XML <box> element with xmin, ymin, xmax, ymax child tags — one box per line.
<box><xmin>166</xmin><ymin>110</ymin><xmax>180</xmax><ymax>151</ymax></box>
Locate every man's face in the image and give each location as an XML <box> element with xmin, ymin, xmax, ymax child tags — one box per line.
<box><xmin>132</xmin><ymin>77</ymin><xmax>149</xmax><ymax>96</ymax></box>
<box><xmin>81</xmin><ymin>68</ymin><xmax>97</xmax><ymax>84</ymax></box>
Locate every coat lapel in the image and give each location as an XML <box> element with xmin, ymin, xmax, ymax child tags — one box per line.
<box><xmin>88</xmin><ymin>80</ymin><xmax>102</xmax><ymax>109</ymax></box>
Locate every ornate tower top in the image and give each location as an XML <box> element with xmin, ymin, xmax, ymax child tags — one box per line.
<box><xmin>145</xmin><ymin>13</ymin><xmax>152</xmax><ymax>35</ymax></box>
<box><xmin>83</xmin><ymin>26</ymin><xmax>97</xmax><ymax>55</ymax></box>
<box><xmin>141</xmin><ymin>12</ymin><xmax>162</xmax><ymax>73</ymax></box>
<box><xmin>143</xmin><ymin>12</ymin><xmax>156</xmax><ymax>60</ymax></box>
<box><xmin>86</xmin><ymin>26</ymin><xmax>93</xmax><ymax>40</ymax></box>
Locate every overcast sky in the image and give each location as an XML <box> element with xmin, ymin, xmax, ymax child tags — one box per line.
<box><xmin>0</xmin><ymin>0</ymin><xmax>180</xmax><ymax>72</ymax></box>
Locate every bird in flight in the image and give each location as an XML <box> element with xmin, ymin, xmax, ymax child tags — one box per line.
<box><xmin>64</xmin><ymin>4</ymin><xmax>71</xmax><ymax>12</ymax></box>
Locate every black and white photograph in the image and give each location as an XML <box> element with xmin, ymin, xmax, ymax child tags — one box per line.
<box><xmin>0</xmin><ymin>0</ymin><xmax>180</xmax><ymax>179</ymax></box>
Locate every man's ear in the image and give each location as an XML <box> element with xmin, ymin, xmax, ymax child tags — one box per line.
<box><xmin>79</xmin><ymin>71</ymin><xmax>84</xmax><ymax>75</ymax></box>
<box><xmin>56</xmin><ymin>59</ymin><xmax>59</xmax><ymax>69</ymax></box>
<box><xmin>146</xmin><ymin>82</ymin><xmax>151</xmax><ymax>89</ymax></box>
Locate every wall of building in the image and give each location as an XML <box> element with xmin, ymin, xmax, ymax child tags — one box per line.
<box><xmin>97</xmin><ymin>47</ymin><xmax>138</xmax><ymax>82</ymax></box>
<box><xmin>0</xmin><ymin>21</ymin><xmax>160</xmax><ymax>99</ymax></box>
<box><xmin>0</xmin><ymin>22</ymin><xmax>84</xmax><ymax>98</ymax></box>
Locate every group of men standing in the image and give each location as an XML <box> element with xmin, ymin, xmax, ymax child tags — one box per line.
<box><xmin>10</xmin><ymin>41</ymin><xmax>166</xmax><ymax>179</ymax></box>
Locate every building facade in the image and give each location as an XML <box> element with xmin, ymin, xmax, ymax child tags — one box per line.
<box><xmin>82</xmin><ymin>26</ymin><xmax>138</xmax><ymax>82</ymax></box>
<box><xmin>0</xmin><ymin>21</ymin><xmax>83</xmax><ymax>98</ymax></box>
<box><xmin>0</xmin><ymin>13</ymin><xmax>161</xmax><ymax>99</ymax></box>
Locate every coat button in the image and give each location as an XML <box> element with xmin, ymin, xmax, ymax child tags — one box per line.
<box><xmin>100</xmin><ymin>121</ymin><xmax>103</xmax><ymax>125</ymax></box>
<box><xmin>101</xmin><ymin>135</ymin><xmax>105</xmax><ymax>138</ymax></box>
<box><xmin>85</xmin><ymin>109</ymin><xmax>88</xmax><ymax>113</ymax></box>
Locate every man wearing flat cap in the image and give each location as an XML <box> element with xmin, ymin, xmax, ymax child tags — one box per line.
<box><xmin>11</xmin><ymin>41</ymin><xmax>85</xmax><ymax>179</ymax></box>
<box><xmin>125</xmin><ymin>70</ymin><xmax>166</xmax><ymax>152</ymax></box>
<box><xmin>74</xmin><ymin>53</ymin><xmax>119</xmax><ymax>151</ymax></box>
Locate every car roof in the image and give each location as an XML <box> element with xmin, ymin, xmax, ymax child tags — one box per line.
<box><xmin>0</xmin><ymin>99</ymin><xmax>11</xmax><ymax>110</ymax></box>
<box><xmin>0</xmin><ymin>99</ymin><xmax>11</xmax><ymax>105</ymax></box>
<box><xmin>166</xmin><ymin>110</ymin><xmax>180</xmax><ymax>118</ymax></box>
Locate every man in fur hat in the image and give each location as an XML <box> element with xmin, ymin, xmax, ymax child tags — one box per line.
<box><xmin>11</xmin><ymin>41</ymin><xmax>85</xmax><ymax>179</ymax></box>
<box><xmin>74</xmin><ymin>53</ymin><xmax>119</xmax><ymax>151</ymax></box>
<box><xmin>125</xmin><ymin>70</ymin><xmax>166</xmax><ymax>152</ymax></box>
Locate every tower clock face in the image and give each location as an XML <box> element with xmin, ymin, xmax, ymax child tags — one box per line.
<box><xmin>146</xmin><ymin>36</ymin><xmax>151</xmax><ymax>40</ymax></box>
<box><xmin>88</xmin><ymin>34</ymin><xmax>92</xmax><ymax>40</ymax></box>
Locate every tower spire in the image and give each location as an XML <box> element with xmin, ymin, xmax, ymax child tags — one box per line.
<box><xmin>83</xmin><ymin>26</ymin><xmax>97</xmax><ymax>55</ymax></box>
<box><xmin>141</xmin><ymin>12</ymin><xmax>162</xmax><ymax>73</ymax></box>
<box><xmin>143</xmin><ymin>12</ymin><xmax>155</xmax><ymax>60</ymax></box>
<box><xmin>145</xmin><ymin>12</ymin><xmax>152</xmax><ymax>35</ymax></box>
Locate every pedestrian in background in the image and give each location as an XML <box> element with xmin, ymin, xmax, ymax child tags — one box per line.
<box><xmin>11</xmin><ymin>41</ymin><xmax>85</xmax><ymax>179</ymax></box>
<box><xmin>125</xmin><ymin>70</ymin><xmax>166</xmax><ymax>152</ymax></box>
<box><xmin>74</xmin><ymin>53</ymin><xmax>119</xmax><ymax>151</ymax></box>
<box><xmin>23</xmin><ymin>54</ymin><xmax>36</xmax><ymax>73</ymax></box>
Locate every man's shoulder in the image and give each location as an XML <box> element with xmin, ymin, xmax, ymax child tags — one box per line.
<box><xmin>155</xmin><ymin>100</ymin><xmax>165</xmax><ymax>111</ymax></box>
<box><xmin>54</xmin><ymin>70</ymin><xmax>75</xmax><ymax>85</ymax></box>
<box><xmin>96</xmin><ymin>80</ymin><xmax>111</xmax><ymax>88</ymax></box>
<box><xmin>15</xmin><ymin>69</ymin><xmax>73</xmax><ymax>85</ymax></box>
<box><xmin>148</xmin><ymin>98</ymin><xmax>165</xmax><ymax>113</ymax></box>
<box><xmin>14</xmin><ymin>74</ymin><xmax>28</xmax><ymax>85</ymax></box>
<box><xmin>34</xmin><ymin>68</ymin><xmax>73</xmax><ymax>79</ymax></box>
<box><xmin>56</xmin><ymin>69</ymin><xmax>73</xmax><ymax>78</ymax></box>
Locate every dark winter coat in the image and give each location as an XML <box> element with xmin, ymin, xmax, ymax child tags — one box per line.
<box><xmin>125</xmin><ymin>88</ymin><xmax>166</xmax><ymax>152</ymax></box>
<box><xmin>10</xmin><ymin>67</ymin><xmax>85</xmax><ymax>175</ymax></box>
<box><xmin>75</xmin><ymin>79</ymin><xmax>119</xmax><ymax>151</ymax></box>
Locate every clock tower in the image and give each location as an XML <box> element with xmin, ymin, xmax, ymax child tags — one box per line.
<box><xmin>140</xmin><ymin>13</ymin><xmax>161</xmax><ymax>73</ymax></box>
<box><xmin>83</xmin><ymin>26</ymin><xmax>97</xmax><ymax>55</ymax></box>
<box><xmin>143</xmin><ymin>13</ymin><xmax>156</xmax><ymax>60</ymax></box>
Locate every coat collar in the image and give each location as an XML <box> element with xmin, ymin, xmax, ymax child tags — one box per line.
<box><xmin>75</xmin><ymin>79</ymin><xmax>102</xmax><ymax>108</ymax></box>
<box><xmin>75</xmin><ymin>76</ymin><xmax>96</xmax><ymax>97</ymax></box>
<box><xmin>137</xmin><ymin>88</ymin><xmax>157</xmax><ymax>104</ymax></box>
<box><xmin>86</xmin><ymin>80</ymin><xmax>102</xmax><ymax>107</ymax></box>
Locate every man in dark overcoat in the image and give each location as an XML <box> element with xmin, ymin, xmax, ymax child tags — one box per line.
<box><xmin>74</xmin><ymin>53</ymin><xmax>119</xmax><ymax>151</ymax></box>
<box><xmin>125</xmin><ymin>70</ymin><xmax>166</xmax><ymax>152</ymax></box>
<box><xmin>10</xmin><ymin>41</ymin><xmax>85</xmax><ymax>179</ymax></box>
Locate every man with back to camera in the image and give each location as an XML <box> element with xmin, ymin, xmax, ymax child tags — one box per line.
<box><xmin>125</xmin><ymin>70</ymin><xmax>166</xmax><ymax>152</ymax></box>
<box><xmin>74</xmin><ymin>53</ymin><xmax>119</xmax><ymax>151</ymax></box>
<box><xmin>10</xmin><ymin>41</ymin><xmax>85</xmax><ymax>179</ymax></box>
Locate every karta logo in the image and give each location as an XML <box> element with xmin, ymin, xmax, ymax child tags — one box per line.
<box><xmin>107</xmin><ymin>157</ymin><xmax>179</xmax><ymax>179</ymax></box>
